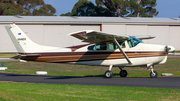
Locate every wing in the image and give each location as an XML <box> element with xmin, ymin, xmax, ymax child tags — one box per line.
<box><xmin>69</xmin><ymin>30</ymin><xmax>132</xmax><ymax>64</ymax></box>
<box><xmin>69</xmin><ymin>30</ymin><xmax>129</xmax><ymax>43</ymax></box>
<box><xmin>134</xmin><ymin>35</ymin><xmax>155</xmax><ymax>40</ymax></box>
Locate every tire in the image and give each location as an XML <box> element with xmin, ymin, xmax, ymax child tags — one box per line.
<box><xmin>150</xmin><ymin>71</ymin><xmax>158</xmax><ymax>78</ymax></box>
<box><xmin>120</xmin><ymin>70</ymin><xmax>128</xmax><ymax>77</ymax></box>
<box><xmin>105</xmin><ymin>70</ymin><xmax>113</xmax><ymax>78</ymax></box>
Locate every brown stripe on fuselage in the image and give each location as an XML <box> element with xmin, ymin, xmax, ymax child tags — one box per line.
<box><xmin>19</xmin><ymin>51</ymin><xmax>166</xmax><ymax>56</ymax></box>
<box><xmin>19</xmin><ymin>51</ymin><xmax>167</xmax><ymax>63</ymax></box>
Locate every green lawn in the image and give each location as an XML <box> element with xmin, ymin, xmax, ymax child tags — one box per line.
<box><xmin>0</xmin><ymin>56</ymin><xmax>180</xmax><ymax>101</ymax></box>
<box><xmin>0</xmin><ymin>82</ymin><xmax>180</xmax><ymax>101</ymax></box>
<box><xmin>0</xmin><ymin>53</ymin><xmax>17</xmax><ymax>58</ymax></box>
<box><xmin>0</xmin><ymin>58</ymin><xmax>180</xmax><ymax>77</ymax></box>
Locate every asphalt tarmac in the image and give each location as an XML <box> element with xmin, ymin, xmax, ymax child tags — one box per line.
<box><xmin>0</xmin><ymin>72</ymin><xmax>180</xmax><ymax>89</ymax></box>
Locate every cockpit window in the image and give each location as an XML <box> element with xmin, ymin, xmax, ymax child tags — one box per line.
<box><xmin>128</xmin><ymin>36</ymin><xmax>143</xmax><ymax>48</ymax></box>
<box><xmin>88</xmin><ymin>43</ymin><xmax>107</xmax><ymax>50</ymax></box>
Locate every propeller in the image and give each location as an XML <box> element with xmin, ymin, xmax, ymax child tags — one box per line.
<box><xmin>165</xmin><ymin>45</ymin><xmax>170</xmax><ymax>53</ymax></box>
<box><xmin>164</xmin><ymin>45</ymin><xmax>175</xmax><ymax>53</ymax></box>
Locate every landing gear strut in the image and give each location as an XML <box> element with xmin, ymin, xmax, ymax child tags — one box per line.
<box><xmin>148</xmin><ymin>65</ymin><xmax>158</xmax><ymax>78</ymax></box>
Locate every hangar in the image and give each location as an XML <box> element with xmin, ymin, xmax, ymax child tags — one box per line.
<box><xmin>0</xmin><ymin>16</ymin><xmax>180</xmax><ymax>52</ymax></box>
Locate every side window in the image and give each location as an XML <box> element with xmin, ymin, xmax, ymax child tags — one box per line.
<box><xmin>88</xmin><ymin>43</ymin><xmax>107</xmax><ymax>50</ymax></box>
<box><xmin>88</xmin><ymin>45</ymin><xmax>96</xmax><ymax>50</ymax></box>
<box><xmin>109</xmin><ymin>42</ymin><xmax>125</xmax><ymax>50</ymax></box>
<box><xmin>109</xmin><ymin>42</ymin><xmax>116</xmax><ymax>50</ymax></box>
<box><xmin>96</xmin><ymin>43</ymin><xmax>107</xmax><ymax>50</ymax></box>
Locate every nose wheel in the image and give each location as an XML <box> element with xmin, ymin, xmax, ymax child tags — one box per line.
<box><xmin>150</xmin><ymin>71</ymin><xmax>158</xmax><ymax>78</ymax></box>
<box><xmin>148</xmin><ymin>65</ymin><xmax>158</xmax><ymax>78</ymax></box>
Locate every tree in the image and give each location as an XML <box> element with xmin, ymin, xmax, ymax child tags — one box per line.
<box><xmin>32</xmin><ymin>4</ymin><xmax>56</xmax><ymax>16</ymax></box>
<box><xmin>96</xmin><ymin>0</ymin><xmax>129</xmax><ymax>17</ymax></box>
<box><xmin>0</xmin><ymin>0</ymin><xmax>56</xmax><ymax>16</ymax></box>
<box><xmin>61</xmin><ymin>0</ymin><xmax>158</xmax><ymax>17</ymax></box>
<box><xmin>127</xmin><ymin>0</ymin><xmax>141</xmax><ymax>17</ymax></box>
<box><xmin>96</xmin><ymin>0</ymin><xmax>158</xmax><ymax>17</ymax></box>
<box><xmin>71</xmin><ymin>0</ymin><xmax>96</xmax><ymax>16</ymax></box>
<box><xmin>140</xmin><ymin>0</ymin><xmax>158</xmax><ymax>17</ymax></box>
<box><xmin>0</xmin><ymin>0</ymin><xmax>20</xmax><ymax>15</ymax></box>
<box><xmin>60</xmin><ymin>12</ymin><xmax>72</xmax><ymax>16</ymax></box>
<box><xmin>61</xmin><ymin>0</ymin><xmax>112</xmax><ymax>16</ymax></box>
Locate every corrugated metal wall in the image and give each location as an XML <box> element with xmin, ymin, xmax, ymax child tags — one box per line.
<box><xmin>0</xmin><ymin>22</ymin><xmax>180</xmax><ymax>53</ymax></box>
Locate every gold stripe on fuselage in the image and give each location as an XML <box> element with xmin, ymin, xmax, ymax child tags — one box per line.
<box><xmin>23</xmin><ymin>52</ymin><xmax>167</xmax><ymax>63</ymax></box>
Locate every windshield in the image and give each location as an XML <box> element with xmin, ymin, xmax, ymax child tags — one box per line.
<box><xmin>128</xmin><ymin>36</ymin><xmax>143</xmax><ymax>48</ymax></box>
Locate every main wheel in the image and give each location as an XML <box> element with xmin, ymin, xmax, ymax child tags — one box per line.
<box><xmin>120</xmin><ymin>70</ymin><xmax>128</xmax><ymax>77</ymax></box>
<box><xmin>105</xmin><ymin>70</ymin><xmax>113</xmax><ymax>78</ymax></box>
<box><xmin>150</xmin><ymin>71</ymin><xmax>158</xmax><ymax>78</ymax></box>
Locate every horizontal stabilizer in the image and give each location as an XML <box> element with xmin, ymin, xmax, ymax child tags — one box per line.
<box><xmin>11</xmin><ymin>55</ymin><xmax>21</xmax><ymax>59</ymax></box>
<box><xmin>11</xmin><ymin>54</ymin><xmax>40</xmax><ymax>59</ymax></box>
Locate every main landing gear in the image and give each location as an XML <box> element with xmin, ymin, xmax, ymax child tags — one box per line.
<box><xmin>119</xmin><ymin>67</ymin><xmax>128</xmax><ymax>77</ymax></box>
<box><xmin>148</xmin><ymin>65</ymin><xmax>158</xmax><ymax>78</ymax></box>
<box><xmin>105</xmin><ymin>65</ymin><xmax>158</xmax><ymax>78</ymax></box>
<box><xmin>104</xmin><ymin>65</ymin><xmax>128</xmax><ymax>78</ymax></box>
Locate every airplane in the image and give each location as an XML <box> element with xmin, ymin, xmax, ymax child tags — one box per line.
<box><xmin>4</xmin><ymin>22</ymin><xmax>175</xmax><ymax>78</ymax></box>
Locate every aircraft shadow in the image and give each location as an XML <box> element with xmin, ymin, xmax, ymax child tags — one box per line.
<box><xmin>1</xmin><ymin>73</ymin><xmax>37</xmax><ymax>77</ymax></box>
<box><xmin>46</xmin><ymin>73</ymin><xmax>121</xmax><ymax>79</ymax></box>
<box><xmin>1</xmin><ymin>72</ymin><xmax>150</xmax><ymax>80</ymax></box>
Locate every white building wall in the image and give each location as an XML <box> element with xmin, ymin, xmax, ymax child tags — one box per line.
<box><xmin>0</xmin><ymin>24</ymin><xmax>17</xmax><ymax>52</ymax></box>
<box><xmin>43</xmin><ymin>24</ymin><xmax>100</xmax><ymax>47</ymax></box>
<box><xmin>102</xmin><ymin>24</ymin><xmax>126</xmax><ymax>35</ymax></box>
<box><xmin>169</xmin><ymin>26</ymin><xmax>180</xmax><ymax>50</ymax></box>
<box><xmin>147</xmin><ymin>26</ymin><xmax>169</xmax><ymax>45</ymax></box>
<box><xmin>0</xmin><ymin>22</ymin><xmax>180</xmax><ymax>53</ymax></box>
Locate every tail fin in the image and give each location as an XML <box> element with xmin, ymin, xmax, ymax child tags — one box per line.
<box><xmin>4</xmin><ymin>23</ymin><xmax>26</xmax><ymax>53</ymax></box>
<box><xmin>4</xmin><ymin>23</ymin><xmax>66</xmax><ymax>53</ymax></box>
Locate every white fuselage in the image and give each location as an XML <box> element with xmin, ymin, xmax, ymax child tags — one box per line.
<box><xmin>5</xmin><ymin>23</ymin><xmax>175</xmax><ymax>68</ymax></box>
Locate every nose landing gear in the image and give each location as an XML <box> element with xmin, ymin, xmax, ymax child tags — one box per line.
<box><xmin>148</xmin><ymin>65</ymin><xmax>158</xmax><ymax>78</ymax></box>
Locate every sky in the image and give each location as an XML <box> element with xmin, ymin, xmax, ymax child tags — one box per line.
<box><xmin>44</xmin><ymin>0</ymin><xmax>180</xmax><ymax>18</ymax></box>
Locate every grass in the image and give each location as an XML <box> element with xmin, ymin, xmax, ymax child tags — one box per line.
<box><xmin>0</xmin><ymin>56</ymin><xmax>180</xmax><ymax>101</ymax></box>
<box><xmin>0</xmin><ymin>58</ymin><xmax>180</xmax><ymax>77</ymax></box>
<box><xmin>0</xmin><ymin>82</ymin><xmax>180</xmax><ymax>101</ymax></box>
<box><xmin>175</xmin><ymin>51</ymin><xmax>180</xmax><ymax>53</ymax></box>
<box><xmin>0</xmin><ymin>53</ymin><xmax>17</xmax><ymax>58</ymax></box>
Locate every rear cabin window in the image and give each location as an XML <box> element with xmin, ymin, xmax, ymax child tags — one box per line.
<box><xmin>88</xmin><ymin>43</ymin><xmax>107</xmax><ymax>50</ymax></box>
<box><xmin>127</xmin><ymin>36</ymin><xmax>143</xmax><ymax>48</ymax></box>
